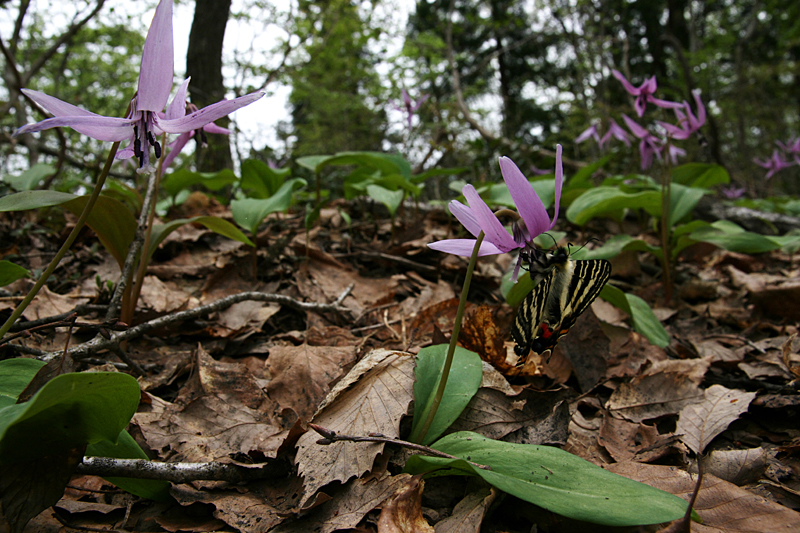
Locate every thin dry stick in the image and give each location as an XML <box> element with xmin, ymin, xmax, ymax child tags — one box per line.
<box><xmin>41</xmin><ymin>285</ymin><xmax>354</xmax><ymax>362</ymax></box>
<box><xmin>309</xmin><ymin>424</ymin><xmax>490</xmax><ymax>470</ymax></box>
<box><xmin>77</xmin><ymin>456</ymin><xmax>288</xmax><ymax>483</ymax></box>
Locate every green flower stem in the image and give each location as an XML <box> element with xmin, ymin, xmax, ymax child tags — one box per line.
<box><xmin>411</xmin><ymin>230</ymin><xmax>484</xmax><ymax>444</ymax></box>
<box><xmin>0</xmin><ymin>141</ymin><xmax>121</xmax><ymax>340</ymax></box>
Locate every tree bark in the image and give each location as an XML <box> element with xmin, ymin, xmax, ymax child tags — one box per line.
<box><xmin>186</xmin><ymin>0</ymin><xmax>233</xmax><ymax>171</ymax></box>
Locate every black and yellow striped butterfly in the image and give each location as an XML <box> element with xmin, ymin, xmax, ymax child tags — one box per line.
<box><xmin>511</xmin><ymin>244</ymin><xmax>611</xmax><ymax>367</ymax></box>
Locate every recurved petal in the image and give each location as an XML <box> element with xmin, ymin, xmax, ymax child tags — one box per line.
<box><xmin>550</xmin><ymin>145</ymin><xmax>563</xmax><ymax>229</ymax></box>
<box><xmin>22</xmin><ymin>89</ymin><xmax>101</xmax><ymax>117</ymax></box>
<box><xmin>612</xmin><ymin>69</ymin><xmax>639</xmax><ymax>95</ymax></box>
<box><xmin>462</xmin><ymin>185</ymin><xmax>518</xmax><ymax>251</ymax></box>
<box><xmin>14</xmin><ymin>114</ymin><xmax>134</xmax><ymax>142</ymax></box>
<box><xmin>449</xmin><ymin>199</ymin><xmax>483</xmax><ymax>238</ymax></box>
<box><xmin>648</xmin><ymin>95</ymin><xmax>683</xmax><ymax>110</ymax></box>
<box><xmin>137</xmin><ymin>0</ymin><xmax>174</xmax><ymax>111</ymax></box>
<box><xmin>161</xmin><ymin>131</ymin><xmax>192</xmax><ymax>169</ymax></box>
<box><xmin>165</xmin><ymin>78</ymin><xmax>191</xmax><ymax>120</ymax></box>
<box><xmin>155</xmin><ymin>90</ymin><xmax>264</xmax><ymax>133</ymax></box>
<box><xmin>202</xmin><ymin>122</ymin><xmax>230</xmax><ymax>134</ymax></box>
<box><xmin>622</xmin><ymin>113</ymin><xmax>649</xmax><ymax>139</ymax></box>
<box><xmin>427</xmin><ymin>239</ymin><xmax>506</xmax><ymax>257</ymax></box>
<box><xmin>499</xmin><ymin>156</ymin><xmax>549</xmax><ymax>238</ymax></box>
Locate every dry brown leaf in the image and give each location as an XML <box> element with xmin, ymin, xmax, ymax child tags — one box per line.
<box><xmin>212</xmin><ymin>300</ymin><xmax>279</xmax><ymax>337</ymax></box>
<box><xmin>295</xmin><ymin>350</ymin><xmax>415</xmax><ymax>507</ymax></box>
<box><xmin>598</xmin><ymin>414</ymin><xmax>685</xmax><ymax>463</ymax></box>
<box><xmin>170</xmin><ymin>476</ymin><xmax>304</xmax><ymax>533</ymax></box>
<box><xmin>460</xmin><ymin>305</ymin><xmax>511</xmax><ymax>372</ymax></box>
<box><xmin>697</xmin><ymin>448</ymin><xmax>771</xmax><ymax>486</ymax></box>
<box><xmin>607</xmin><ymin>371</ymin><xmax>705</xmax><ymax>423</ymax></box>
<box><xmin>134</xmin><ymin>346</ymin><xmax>289</xmax><ymax>462</ymax></box>
<box><xmin>433</xmin><ymin>487</ymin><xmax>496</xmax><ymax>533</ymax></box>
<box><xmin>137</xmin><ymin>275</ymin><xmax>191</xmax><ymax>313</ymax></box>
<box><xmin>265</xmin><ymin>343</ymin><xmax>358</xmax><ymax>421</ymax></box>
<box><xmin>607</xmin><ymin>462</ymin><xmax>800</xmax><ymax>532</ymax></box>
<box><xmin>271</xmin><ymin>473</ymin><xmax>415</xmax><ymax>533</ymax></box>
<box><xmin>22</xmin><ymin>285</ymin><xmax>89</xmax><ymax>320</ymax></box>
<box><xmin>377</xmin><ymin>475</ymin><xmax>433</xmax><ymax>533</ymax></box>
<box><xmin>559</xmin><ymin>307</ymin><xmax>609</xmax><ymax>392</ymax></box>
<box><xmin>447</xmin><ymin>388</ymin><xmax>572</xmax><ymax>446</ymax></box>
<box><xmin>676</xmin><ymin>384</ymin><xmax>757</xmax><ymax>455</ymax></box>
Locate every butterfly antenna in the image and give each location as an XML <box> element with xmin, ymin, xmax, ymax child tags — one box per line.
<box><xmin>542</xmin><ymin>232</ymin><xmax>558</xmax><ymax>249</ymax></box>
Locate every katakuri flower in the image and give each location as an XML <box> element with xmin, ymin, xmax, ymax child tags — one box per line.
<box><xmin>428</xmin><ymin>146</ymin><xmax>564</xmax><ymax>281</ymax></box>
<box><xmin>13</xmin><ymin>0</ymin><xmax>263</xmax><ymax>171</ymax></box>
<box><xmin>754</xmin><ymin>150</ymin><xmax>793</xmax><ymax>180</ymax></box>
<box><xmin>394</xmin><ymin>89</ymin><xmax>429</xmax><ymax>129</ymax></box>
<box><xmin>721</xmin><ymin>185</ymin><xmax>746</xmax><ymax>199</ymax></box>
<box><xmin>777</xmin><ymin>137</ymin><xmax>800</xmax><ymax>165</ymax></box>
<box><xmin>599</xmin><ymin>119</ymin><xmax>632</xmax><ymax>149</ymax></box>
<box><xmin>575</xmin><ymin>124</ymin><xmax>600</xmax><ymax>145</ymax></box>
<box><xmin>612</xmin><ymin>69</ymin><xmax>683</xmax><ymax>118</ymax></box>
<box><xmin>657</xmin><ymin>89</ymin><xmax>706</xmax><ymax>140</ymax></box>
<box><xmin>622</xmin><ymin>114</ymin><xmax>663</xmax><ymax>169</ymax></box>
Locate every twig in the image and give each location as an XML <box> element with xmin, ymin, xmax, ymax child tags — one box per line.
<box><xmin>42</xmin><ymin>286</ymin><xmax>354</xmax><ymax>362</ymax></box>
<box><xmin>77</xmin><ymin>456</ymin><xmax>289</xmax><ymax>483</ymax></box>
<box><xmin>308</xmin><ymin>424</ymin><xmax>491</xmax><ymax>470</ymax></box>
<box><xmin>0</xmin><ymin>317</ymin><xmax>126</xmax><ymax>347</ymax></box>
<box><xmin>8</xmin><ymin>303</ymin><xmax>107</xmax><ymax>332</ymax></box>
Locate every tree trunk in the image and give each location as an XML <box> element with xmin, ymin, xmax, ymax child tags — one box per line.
<box><xmin>186</xmin><ymin>0</ymin><xmax>233</xmax><ymax>171</ymax></box>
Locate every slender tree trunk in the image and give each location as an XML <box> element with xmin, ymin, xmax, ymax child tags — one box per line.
<box><xmin>186</xmin><ymin>0</ymin><xmax>233</xmax><ymax>171</ymax></box>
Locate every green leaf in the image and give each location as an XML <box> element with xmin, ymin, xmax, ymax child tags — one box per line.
<box><xmin>599</xmin><ymin>285</ymin><xmax>669</xmax><ymax>347</ymax></box>
<box><xmin>162</xmin><ymin>168</ymin><xmax>238</xmax><ymax>198</ymax></box>
<box><xmin>86</xmin><ymin>431</ymin><xmax>171</xmax><ymax>501</ymax></box>
<box><xmin>231</xmin><ymin>178</ymin><xmax>307</xmax><ymax>234</ymax></box>
<box><xmin>671</xmin><ymin>163</ymin><xmax>730</xmax><ymax>189</ymax></box>
<box><xmin>0</xmin><ymin>359</ymin><xmax>46</xmax><ymax>409</ymax></box>
<box><xmin>405</xmin><ymin>432</ymin><xmax>689</xmax><ymax>526</ymax></box>
<box><xmin>669</xmin><ymin>184</ymin><xmax>707</xmax><ymax>226</ymax></box>
<box><xmin>0</xmin><ymin>261</ymin><xmax>31</xmax><ymax>288</ymax></box>
<box><xmin>0</xmin><ymin>191</ymin><xmax>137</xmax><ymax>267</ymax></box>
<box><xmin>688</xmin><ymin>222</ymin><xmax>781</xmax><ymax>253</ymax></box>
<box><xmin>366</xmin><ymin>184</ymin><xmax>404</xmax><ymax>216</ymax></box>
<box><xmin>148</xmin><ymin>216</ymin><xmax>254</xmax><ymax>260</ymax></box>
<box><xmin>566</xmin><ymin>188</ymin><xmax>661</xmax><ymax>225</ymax></box>
<box><xmin>410</xmin><ymin>345</ymin><xmax>482</xmax><ymax>445</ymax></box>
<box><xmin>566</xmin><ymin>155</ymin><xmax>610</xmax><ymax>190</ymax></box>
<box><xmin>411</xmin><ymin>166</ymin><xmax>466</xmax><ymax>185</ymax></box>
<box><xmin>296</xmin><ymin>155</ymin><xmax>333</xmax><ymax>172</ymax></box>
<box><xmin>0</xmin><ymin>372</ymin><xmax>140</xmax><ymax>463</ymax></box>
<box><xmin>2</xmin><ymin>163</ymin><xmax>56</xmax><ymax>191</ymax></box>
<box><xmin>240</xmin><ymin>159</ymin><xmax>291</xmax><ymax>199</ymax></box>
<box><xmin>579</xmin><ymin>235</ymin><xmax>659</xmax><ymax>260</ymax></box>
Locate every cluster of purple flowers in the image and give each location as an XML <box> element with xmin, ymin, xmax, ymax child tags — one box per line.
<box><xmin>575</xmin><ymin>70</ymin><xmax>706</xmax><ymax>171</ymax></box>
<box><xmin>753</xmin><ymin>137</ymin><xmax>800</xmax><ymax>180</ymax></box>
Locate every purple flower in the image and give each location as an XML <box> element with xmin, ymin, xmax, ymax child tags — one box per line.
<box><xmin>393</xmin><ymin>89</ymin><xmax>429</xmax><ymax>129</ymax></box>
<box><xmin>754</xmin><ymin>150</ymin><xmax>793</xmax><ymax>179</ymax></box>
<box><xmin>721</xmin><ymin>185</ymin><xmax>746</xmax><ymax>199</ymax></box>
<box><xmin>599</xmin><ymin>119</ymin><xmax>632</xmax><ymax>148</ymax></box>
<box><xmin>428</xmin><ymin>146</ymin><xmax>564</xmax><ymax>281</ymax></box>
<box><xmin>657</xmin><ymin>89</ymin><xmax>706</xmax><ymax>140</ymax></box>
<box><xmin>13</xmin><ymin>0</ymin><xmax>264</xmax><ymax>171</ymax></box>
<box><xmin>622</xmin><ymin>114</ymin><xmax>663</xmax><ymax>169</ymax></box>
<box><xmin>667</xmin><ymin>144</ymin><xmax>686</xmax><ymax>165</ymax></box>
<box><xmin>777</xmin><ymin>137</ymin><xmax>800</xmax><ymax>165</ymax></box>
<box><xmin>612</xmin><ymin>69</ymin><xmax>683</xmax><ymax>118</ymax></box>
<box><xmin>575</xmin><ymin>124</ymin><xmax>600</xmax><ymax>144</ymax></box>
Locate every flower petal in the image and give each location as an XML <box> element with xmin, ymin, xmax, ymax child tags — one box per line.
<box><xmin>550</xmin><ymin>145</ymin><xmax>563</xmax><ymax>229</ymax></box>
<box><xmin>612</xmin><ymin>69</ymin><xmax>639</xmax><ymax>96</ymax></box>
<box><xmin>137</xmin><ymin>0</ymin><xmax>174</xmax><ymax>111</ymax></box>
<box><xmin>427</xmin><ymin>239</ymin><xmax>506</xmax><ymax>257</ymax></box>
<box><xmin>202</xmin><ymin>122</ymin><xmax>231</xmax><ymax>134</ymax></box>
<box><xmin>162</xmin><ymin>131</ymin><xmax>192</xmax><ymax>169</ymax></box>
<box><xmin>622</xmin><ymin>114</ymin><xmax>649</xmax><ymax>139</ymax></box>
<box><xmin>22</xmin><ymin>89</ymin><xmax>101</xmax><ymax>118</ymax></box>
<box><xmin>499</xmin><ymin>156</ymin><xmax>550</xmax><ymax>237</ymax></box>
<box><xmin>155</xmin><ymin>90</ymin><xmax>265</xmax><ymax>133</ymax></box>
<box><xmin>462</xmin><ymin>185</ymin><xmax>518</xmax><ymax>251</ymax></box>
<box><xmin>165</xmin><ymin>78</ymin><xmax>191</xmax><ymax>120</ymax></box>
<box><xmin>449</xmin><ymin>199</ymin><xmax>483</xmax><ymax>238</ymax></box>
<box><xmin>648</xmin><ymin>95</ymin><xmax>683</xmax><ymax>110</ymax></box>
<box><xmin>14</xmin><ymin>114</ymin><xmax>134</xmax><ymax>142</ymax></box>
<box><xmin>575</xmin><ymin>125</ymin><xmax>598</xmax><ymax>144</ymax></box>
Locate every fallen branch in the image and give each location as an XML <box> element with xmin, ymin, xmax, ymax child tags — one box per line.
<box><xmin>40</xmin><ymin>285</ymin><xmax>354</xmax><ymax>362</ymax></box>
<box><xmin>309</xmin><ymin>423</ymin><xmax>491</xmax><ymax>470</ymax></box>
<box><xmin>77</xmin><ymin>456</ymin><xmax>289</xmax><ymax>484</ymax></box>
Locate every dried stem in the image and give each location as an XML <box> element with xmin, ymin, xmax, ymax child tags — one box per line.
<box><xmin>77</xmin><ymin>456</ymin><xmax>289</xmax><ymax>483</ymax></box>
<box><xmin>309</xmin><ymin>424</ymin><xmax>490</xmax><ymax>470</ymax></box>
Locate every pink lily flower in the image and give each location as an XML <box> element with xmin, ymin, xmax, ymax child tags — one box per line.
<box><xmin>721</xmin><ymin>185</ymin><xmax>746</xmax><ymax>199</ymax></box>
<box><xmin>393</xmin><ymin>89</ymin><xmax>429</xmax><ymax>129</ymax></box>
<box><xmin>575</xmin><ymin>124</ymin><xmax>600</xmax><ymax>144</ymax></box>
<box><xmin>754</xmin><ymin>150</ymin><xmax>793</xmax><ymax>180</ymax></box>
<box><xmin>428</xmin><ymin>146</ymin><xmax>564</xmax><ymax>281</ymax></box>
<box><xmin>658</xmin><ymin>89</ymin><xmax>706</xmax><ymax>140</ymax></box>
<box><xmin>13</xmin><ymin>0</ymin><xmax>263</xmax><ymax>171</ymax></box>
<box><xmin>622</xmin><ymin>114</ymin><xmax>663</xmax><ymax>170</ymax></box>
<box><xmin>599</xmin><ymin>119</ymin><xmax>632</xmax><ymax>148</ymax></box>
<box><xmin>612</xmin><ymin>69</ymin><xmax>683</xmax><ymax>118</ymax></box>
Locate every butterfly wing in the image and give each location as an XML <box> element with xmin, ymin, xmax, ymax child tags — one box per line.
<box><xmin>511</xmin><ymin>269</ymin><xmax>553</xmax><ymax>362</ymax></box>
<box><xmin>530</xmin><ymin>259</ymin><xmax>611</xmax><ymax>356</ymax></box>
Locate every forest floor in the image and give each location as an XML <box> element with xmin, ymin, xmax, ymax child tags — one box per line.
<box><xmin>2</xmin><ymin>193</ymin><xmax>800</xmax><ymax>533</ymax></box>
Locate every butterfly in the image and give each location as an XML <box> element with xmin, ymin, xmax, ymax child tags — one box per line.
<box><xmin>511</xmin><ymin>243</ymin><xmax>611</xmax><ymax>368</ymax></box>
